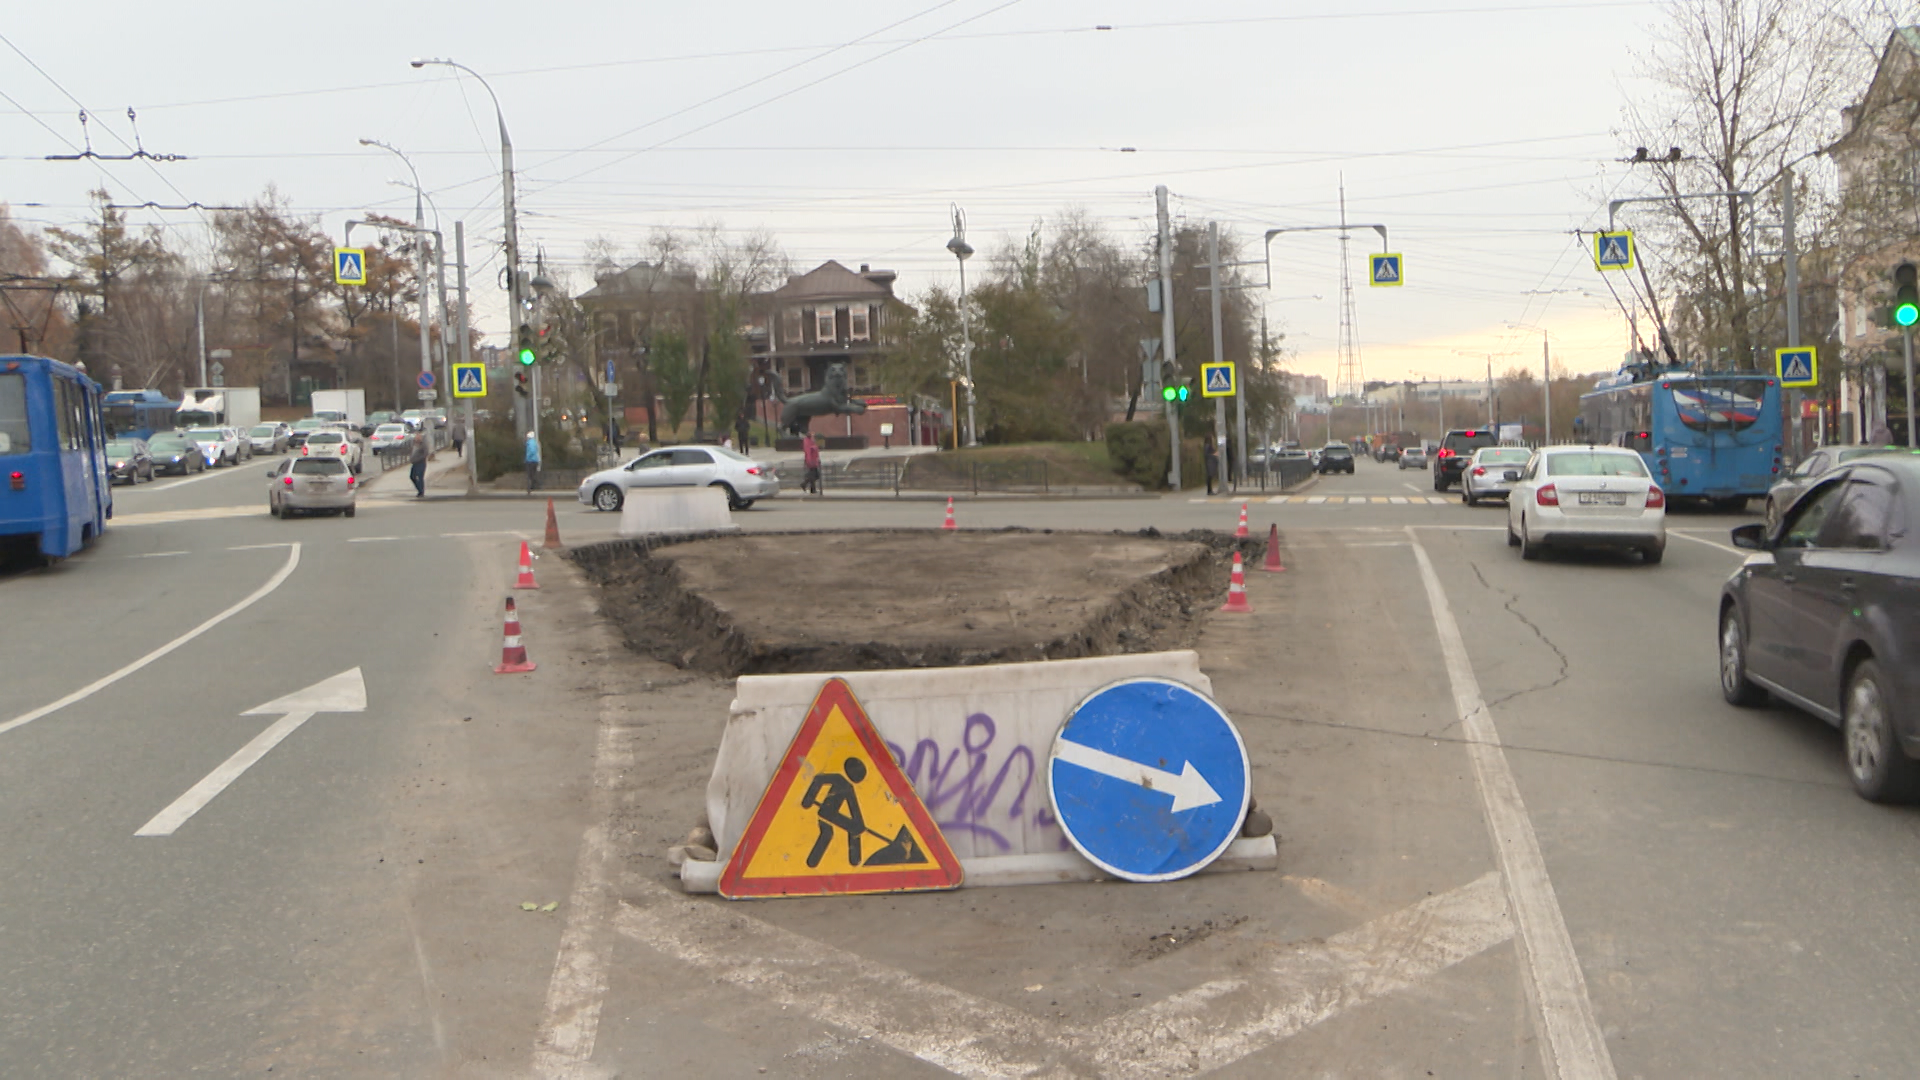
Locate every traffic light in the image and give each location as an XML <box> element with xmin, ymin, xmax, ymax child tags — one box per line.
<box><xmin>514</xmin><ymin>370</ymin><xmax>530</xmax><ymax>398</ymax></box>
<box><xmin>516</xmin><ymin>323</ymin><xmax>538</xmax><ymax>366</ymax></box>
<box><xmin>1894</xmin><ymin>262</ymin><xmax>1919</xmax><ymax>328</ymax></box>
<box><xmin>1161</xmin><ymin>381</ymin><xmax>1191</xmax><ymax>404</ymax></box>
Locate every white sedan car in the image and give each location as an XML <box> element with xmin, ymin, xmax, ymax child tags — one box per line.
<box><xmin>1507</xmin><ymin>446</ymin><xmax>1666</xmax><ymax>564</ymax></box>
<box><xmin>578</xmin><ymin>444</ymin><xmax>780</xmax><ymax>511</ymax></box>
<box><xmin>1462</xmin><ymin>445</ymin><xmax>1535</xmax><ymax>505</ymax></box>
<box><xmin>367</xmin><ymin>423</ymin><xmax>412</xmax><ymax>454</ymax></box>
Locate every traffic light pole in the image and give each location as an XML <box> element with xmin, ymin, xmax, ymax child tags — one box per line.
<box><xmin>1156</xmin><ymin>186</ymin><xmax>1181</xmax><ymax>491</ymax></box>
<box><xmin>1906</xmin><ymin>327</ymin><xmax>1916</xmax><ymax>449</ymax></box>
<box><xmin>1208</xmin><ymin>222</ymin><xmax>1230</xmax><ymax>487</ymax></box>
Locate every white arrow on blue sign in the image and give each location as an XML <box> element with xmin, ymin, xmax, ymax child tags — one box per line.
<box><xmin>1047</xmin><ymin>677</ymin><xmax>1250</xmax><ymax>882</ymax></box>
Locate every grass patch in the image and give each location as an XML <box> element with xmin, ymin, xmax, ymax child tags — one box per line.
<box><xmin>902</xmin><ymin>442</ymin><xmax>1132</xmax><ymax>489</ymax></box>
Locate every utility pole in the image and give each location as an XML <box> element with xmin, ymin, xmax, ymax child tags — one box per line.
<box><xmin>1907</xmin><ymin>328</ymin><xmax>1917</xmax><ymax>449</ymax></box>
<box><xmin>1208</xmin><ymin>222</ymin><xmax>1229</xmax><ymax>485</ymax></box>
<box><xmin>1781</xmin><ymin>166</ymin><xmax>1803</xmax><ymax>457</ymax></box>
<box><xmin>1156</xmin><ymin>186</ymin><xmax>1181</xmax><ymax>491</ymax></box>
<box><xmin>1542</xmin><ymin>335</ymin><xmax>1551</xmax><ymax>446</ymax></box>
<box><xmin>456</xmin><ymin>221</ymin><xmax>475</xmax><ymax>492</ymax></box>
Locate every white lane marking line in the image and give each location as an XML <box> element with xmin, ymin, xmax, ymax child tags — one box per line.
<box><xmin>1406</xmin><ymin>528</ymin><xmax>1616</xmax><ymax>1080</ymax></box>
<box><xmin>532</xmin><ymin>705</ymin><xmax>632</xmax><ymax>1076</ymax></box>
<box><xmin>0</xmin><ymin>544</ymin><xmax>302</xmax><ymax>739</ymax></box>
<box><xmin>135</xmin><ymin>667</ymin><xmax>367</xmax><ymax>837</ymax></box>
<box><xmin>1410</xmin><ymin>524</ymin><xmax>1506</xmax><ymax>531</ymax></box>
<box><xmin>141</xmin><ymin>464</ymin><xmax>260</xmax><ymax>491</ymax></box>
<box><xmin>1265</xmin><ymin>495</ymin><xmax>1291</xmax><ymax>504</ymax></box>
<box><xmin>348</xmin><ymin>536</ymin><xmax>408</xmax><ymax>543</ymax></box>
<box><xmin>1403</xmin><ymin>482</ymin><xmax>1425</xmax><ymax>493</ymax></box>
<box><xmin>1671</xmin><ymin>531</ymin><xmax>1746</xmax><ymax>556</ymax></box>
<box><xmin>1306</xmin><ymin>496</ymin><xmax>1327</xmax><ymax>504</ymax></box>
<box><xmin>136</xmin><ymin>711</ymin><xmax>314</xmax><ymax>836</ymax></box>
<box><xmin>440</xmin><ymin>530</ymin><xmax>529</xmax><ymax>538</ymax></box>
<box><xmin>128</xmin><ymin>550</ymin><xmax>189</xmax><ymax>559</ymax></box>
<box><xmin>614</xmin><ymin>871</ymin><xmax>1511</xmax><ymax>1078</ymax></box>
<box><xmin>116</xmin><ymin>504</ymin><xmax>258</xmax><ymax>527</ymax></box>
<box><xmin>228</xmin><ymin>542</ymin><xmax>297</xmax><ymax>551</ymax></box>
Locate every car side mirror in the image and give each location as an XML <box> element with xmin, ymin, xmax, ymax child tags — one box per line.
<box><xmin>1731</xmin><ymin>523</ymin><xmax>1767</xmax><ymax>551</ymax></box>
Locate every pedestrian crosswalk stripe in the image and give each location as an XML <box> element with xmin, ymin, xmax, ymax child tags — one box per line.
<box><xmin>1306</xmin><ymin>496</ymin><xmax>1327</xmax><ymax>504</ymax></box>
<box><xmin>1390</xmin><ymin>496</ymin><xmax>1408</xmax><ymax>504</ymax></box>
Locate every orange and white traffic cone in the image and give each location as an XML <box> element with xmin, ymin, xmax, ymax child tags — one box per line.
<box><xmin>494</xmin><ymin>597</ymin><xmax>537</xmax><ymax>674</ymax></box>
<box><xmin>542</xmin><ymin>498</ymin><xmax>563</xmax><ymax>550</ymax></box>
<box><xmin>1220</xmin><ymin>551</ymin><xmax>1253</xmax><ymax>613</ymax></box>
<box><xmin>514</xmin><ymin>541</ymin><xmax>539</xmax><ymax>589</ymax></box>
<box><xmin>1235</xmin><ymin>502</ymin><xmax>1250</xmax><ymax>538</ymax></box>
<box><xmin>942</xmin><ymin>496</ymin><xmax>957</xmax><ymax>531</ymax></box>
<box><xmin>1259</xmin><ymin>523</ymin><xmax>1286</xmax><ymax>573</ymax></box>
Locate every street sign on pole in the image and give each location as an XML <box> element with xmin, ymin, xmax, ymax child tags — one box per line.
<box><xmin>1775</xmin><ymin>347</ymin><xmax>1817</xmax><ymax>389</ymax></box>
<box><xmin>1368</xmin><ymin>253</ymin><xmax>1403</xmax><ymax>287</ymax></box>
<box><xmin>417</xmin><ymin>371</ymin><xmax>435</xmax><ymax>390</ymax></box>
<box><xmin>418</xmin><ymin>389</ymin><xmax>437</xmax><ymax>402</ymax></box>
<box><xmin>1200</xmin><ymin>361</ymin><xmax>1236</xmax><ymax>398</ymax></box>
<box><xmin>1047</xmin><ymin>678</ymin><xmax>1250</xmax><ymax>882</ymax></box>
<box><xmin>1593</xmin><ymin>231</ymin><xmax>1635</xmax><ymax>271</ymax></box>
<box><xmin>452</xmin><ymin>363</ymin><xmax>487</xmax><ymax>399</ymax></box>
<box><xmin>333</xmin><ymin>248</ymin><xmax>366</xmax><ymax>286</ymax></box>
<box><xmin>605</xmin><ymin>358</ymin><xmax>618</xmax><ymax>384</ymax></box>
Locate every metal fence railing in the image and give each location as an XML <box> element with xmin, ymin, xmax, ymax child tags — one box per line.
<box><xmin>374</xmin><ymin>426</ymin><xmax>449</xmax><ymax>473</ymax></box>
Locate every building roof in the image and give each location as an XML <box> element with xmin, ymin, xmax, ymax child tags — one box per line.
<box><xmin>576</xmin><ymin>260</ymin><xmax>698</xmax><ymax>304</ymax></box>
<box><xmin>768</xmin><ymin>260</ymin><xmax>896</xmax><ymax>304</ymax></box>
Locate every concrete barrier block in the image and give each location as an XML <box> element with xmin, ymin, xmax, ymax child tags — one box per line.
<box><xmin>616</xmin><ymin>487</ymin><xmax>737</xmax><ymax>538</ymax></box>
<box><xmin>710</xmin><ymin>652</ymin><xmax>1213</xmax><ymax>866</ymax></box>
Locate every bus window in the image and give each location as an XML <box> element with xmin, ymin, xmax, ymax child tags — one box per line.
<box><xmin>0</xmin><ymin>372</ymin><xmax>28</xmax><ymax>454</ymax></box>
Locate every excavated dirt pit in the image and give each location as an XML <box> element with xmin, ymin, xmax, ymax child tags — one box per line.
<box><xmin>570</xmin><ymin>529</ymin><xmax>1251</xmax><ymax>676</ymax></box>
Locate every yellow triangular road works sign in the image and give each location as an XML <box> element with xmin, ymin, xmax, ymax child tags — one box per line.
<box><xmin>719</xmin><ymin>678</ymin><xmax>963</xmax><ymax>899</ymax></box>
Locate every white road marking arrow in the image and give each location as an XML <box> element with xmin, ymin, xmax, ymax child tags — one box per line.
<box><xmin>1053</xmin><ymin>739</ymin><xmax>1223</xmax><ymax>812</ymax></box>
<box><xmin>135</xmin><ymin>668</ymin><xmax>367</xmax><ymax>837</ymax></box>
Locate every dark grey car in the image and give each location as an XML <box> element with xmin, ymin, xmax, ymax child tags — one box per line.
<box><xmin>1764</xmin><ymin>445</ymin><xmax>1901</xmax><ymax>528</ymax></box>
<box><xmin>1718</xmin><ymin>454</ymin><xmax>1920</xmax><ymax>801</ymax></box>
<box><xmin>105</xmin><ymin>438</ymin><xmax>154</xmax><ymax>484</ymax></box>
<box><xmin>145</xmin><ymin>432</ymin><xmax>207</xmax><ymax>475</ymax></box>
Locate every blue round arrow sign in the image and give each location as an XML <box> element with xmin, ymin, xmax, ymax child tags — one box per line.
<box><xmin>1048</xmin><ymin>677</ymin><xmax>1250</xmax><ymax>882</ymax></box>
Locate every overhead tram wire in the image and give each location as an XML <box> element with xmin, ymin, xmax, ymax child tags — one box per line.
<box><xmin>528</xmin><ymin>0</ymin><xmax>1028</xmax><ymax>196</ymax></box>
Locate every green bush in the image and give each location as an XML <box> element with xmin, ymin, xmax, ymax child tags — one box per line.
<box><xmin>1104</xmin><ymin>421</ymin><xmax>1168</xmax><ymax>489</ymax></box>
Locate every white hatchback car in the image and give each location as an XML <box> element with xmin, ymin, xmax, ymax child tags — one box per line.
<box><xmin>300</xmin><ymin>429</ymin><xmax>363</xmax><ymax>474</ymax></box>
<box><xmin>1507</xmin><ymin>446</ymin><xmax>1666</xmax><ymax>563</ymax></box>
<box><xmin>578</xmin><ymin>444</ymin><xmax>780</xmax><ymax>511</ymax></box>
<box><xmin>185</xmin><ymin>426</ymin><xmax>243</xmax><ymax>467</ymax></box>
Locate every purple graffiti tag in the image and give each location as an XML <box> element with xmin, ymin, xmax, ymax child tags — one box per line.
<box><xmin>887</xmin><ymin>712</ymin><xmax>1049</xmax><ymax>853</ymax></box>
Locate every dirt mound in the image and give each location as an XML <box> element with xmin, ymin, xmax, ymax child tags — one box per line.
<box><xmin>570</xmin><ymin>529</ymin><xmax>1251</xmax><ymax>676</ymax></box>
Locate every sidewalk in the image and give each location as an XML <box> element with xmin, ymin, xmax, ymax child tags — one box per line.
<box><xmin>357</xmin><ymin>450</ymin><xmax>473</xmax><ymax>501</ymax></box>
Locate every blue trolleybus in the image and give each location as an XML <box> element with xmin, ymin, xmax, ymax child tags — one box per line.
<box><xmin>1577</xmin><ymin>365</ymin><xmax>1783</xmax><ymax>509</ymax></box>
<box><xmin>0</xmin><ymin>355</ymin><xmax>112</xmax><ymax>561</ymax></box>
<box><xmin>102</xmin><ymin>388</ymin><xmax>179</xmax><ymax>441</ymax></box>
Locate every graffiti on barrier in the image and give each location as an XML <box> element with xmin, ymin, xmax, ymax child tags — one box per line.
<box><xmin>886</xmin><ymin>711</ymin><xmax>1067</xmax><ymax>855</ymax></box>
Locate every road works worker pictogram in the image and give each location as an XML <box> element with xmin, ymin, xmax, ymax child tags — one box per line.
<box><xmin>719</xmin><ymin>678</ymin><xmax>960</xmax><ymax>898</ymax></box>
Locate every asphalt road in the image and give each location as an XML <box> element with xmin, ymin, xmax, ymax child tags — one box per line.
<box><xmin>9</xmin><ymin>452</ymin><xmax>1919</xmax><ymax>1077</ymax></box>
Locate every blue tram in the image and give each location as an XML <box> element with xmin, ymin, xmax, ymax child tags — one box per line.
<box><xmin>0</xmin><ymin>355</ymin><xmax>112</xmax><ymax>561</ymax></box>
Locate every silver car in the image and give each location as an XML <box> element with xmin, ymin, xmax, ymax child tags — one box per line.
<box><xmin>1764</xmin><ymin>445</ymin><xmax>1902</xmax><ymax>528</ymax></box>
<box><xmin>577</xmin><ymin>444</ymin><xmax>780</xmax><ymax>511</ymax></box>
<box><xmin>247</xmin><ymin>422</ymin><xmax>290</xmax><ymax>455</ymax></box>
<box><xmin>269</xmin><ymin>457</ymin><xmax>358</xmax><ymax>517</ymax></box>
<box><xmin>1462</xmin><ymin>446</ymin><xmax>1535</xmax><ymax>505</ymax></box>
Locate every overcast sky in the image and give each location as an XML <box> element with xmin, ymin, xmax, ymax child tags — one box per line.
<box><xmin>1</xmin><ymin>0</ymin><xmax>1702</xmax><ymax>386</ymax></box>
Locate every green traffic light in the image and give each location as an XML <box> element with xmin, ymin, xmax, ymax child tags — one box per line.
<box><xmin>1161</xmin><ymin>385</ymin><xmax>1176</xmax><ymax>402</ymax></box>
<box><xmin>518</xmin><ymin>346</ymin><xmax>537</xmax><ymax>366</ymax></box>
<box><xmin>1899</xmin><ymin>303</ymin><xmax>1919</xmax><ymax>328</ymax></box>
<box><xmin>1177</xmin><ymin>385</ymin><xmax>1190</xmax><ymax>402</ymax></box>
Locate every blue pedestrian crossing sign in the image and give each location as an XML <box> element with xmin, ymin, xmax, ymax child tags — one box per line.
<box><xmin>333</xmin><ymin>248</ymin><xmax>366</xmax><ymax>286</ymax></box>
<box><xmin>1369</xmin><ymin>253</ymin><xmax>1403</xmax><ymax>287</ymax></box>
<box><xmin>1200</xmin><ymin>361</ymin><xmax>1236</xmax><ymax>398</ymax></box>
<box><xmin>1593</xmin><ymin>231</ymin><xmax>1635</xmax><ymax>271</ymax></box>
<box><xmin>1047</xmin><ymin>678</ymin><xmax>1250</xmax><ymax>882</ymax></box>
<box><xmin>1775</xmin><ymin>346</ymin><xmax>1817</xmax><ymax>388</ymax></box>
<box><xmin>452</xmin><ymin>362</ymin><xmax>488</xmax><ymax>399</ymax></box>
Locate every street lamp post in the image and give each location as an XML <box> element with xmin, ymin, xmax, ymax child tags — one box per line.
<box><xmin>947</xmin><ymin>205</ymin><xmax>977</xmax><ymax>448</ymax></box>
<box><xmin>1507</xmin><ymin>323</ymin><xmax>1552</xmax><ymax>446</ymax></box>
<box><xmin>360</xmin><ymin>138</ymin><xmax>433</xmax><ymax>403</ymax></box>
<box><xmin>412</xmin><ymin>57</ymin><xmax>525</xmax><ymax>449</ymax></box>
<box><xmin>195</xmin><ymin>267</ymin><xmax>235</xmax><ymax>387</ymax></box>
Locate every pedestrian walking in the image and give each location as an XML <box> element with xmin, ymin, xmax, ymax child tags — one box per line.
<box><xmin>734</xmin><ymin>416</ymin><xmax>751</xmax><ymax>451</ymax></box>
<box><xmin>611</xmin><ymin>422</ymin><xmax>623</xmax><ymax>455</ymax></box>
<box><xmin>450</xmin><ymin>415</ymin><xmax>466</xmax><ymax>458</ymax></box>
<box><xmin>1204</xmin><ymin>440</ymin><xmax>1220</xmax><ymax>496</ymax></box>
<box><xmin>802</xmin><ymin>431</ymin><xmax>822</xmax><ymax>495</ymax></box>
<box><xmin>524</xmin><ymin>430</ymin><xmax>542</xmax><ymax>493</ymax></box>
<box><xmin>408</xmin><ymin>431</ymin><xmax>429</xmax><ymax>498</ymax></box>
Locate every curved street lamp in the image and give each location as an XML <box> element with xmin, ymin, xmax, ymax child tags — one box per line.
<box><xmin>360</xmin><ymin>138</ymin><xmax>434</xmax><ymax>387</ymax></box>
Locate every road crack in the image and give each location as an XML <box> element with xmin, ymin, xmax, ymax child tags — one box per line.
<box><xmin>1465</xmin><ymin>559</ymin><xmax>1571</xmax><ymax>712</ymax></box>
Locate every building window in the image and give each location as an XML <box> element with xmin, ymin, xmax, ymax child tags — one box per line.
<box><xmin>815</xmin><ymin>308</ymin><xmax>837</xmax><ymax>343</ymax></box>
<box><xmin>849</xmin><ymin>305</ymin><xmax>870</xmax><ymax>342</ymax></box>
<box><xmin>852</xmin><ymin>363</ymin><xmax>872</xmax><ymax>388</ymax></box>
<box><xmin>782</xmin><ymin>307</ymin><xmax>803</xmax><ymax>345</ymax></box>
<box><xmin>787</xmin><ymin>365</ymin><xmax>808</xmax><ymax>392</ymax></box>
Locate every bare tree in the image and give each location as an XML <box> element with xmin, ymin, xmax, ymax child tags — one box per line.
<box><xmin>1619</xmin><ymin>0</ymin><xmax>1857</xmax><ymax>368</ymax></box>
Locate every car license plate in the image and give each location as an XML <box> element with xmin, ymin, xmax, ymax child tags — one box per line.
<box><xmin>1577</xmin><ymin>492</ymin><xmax>1627</xmax><ymax>506</ymax></box>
